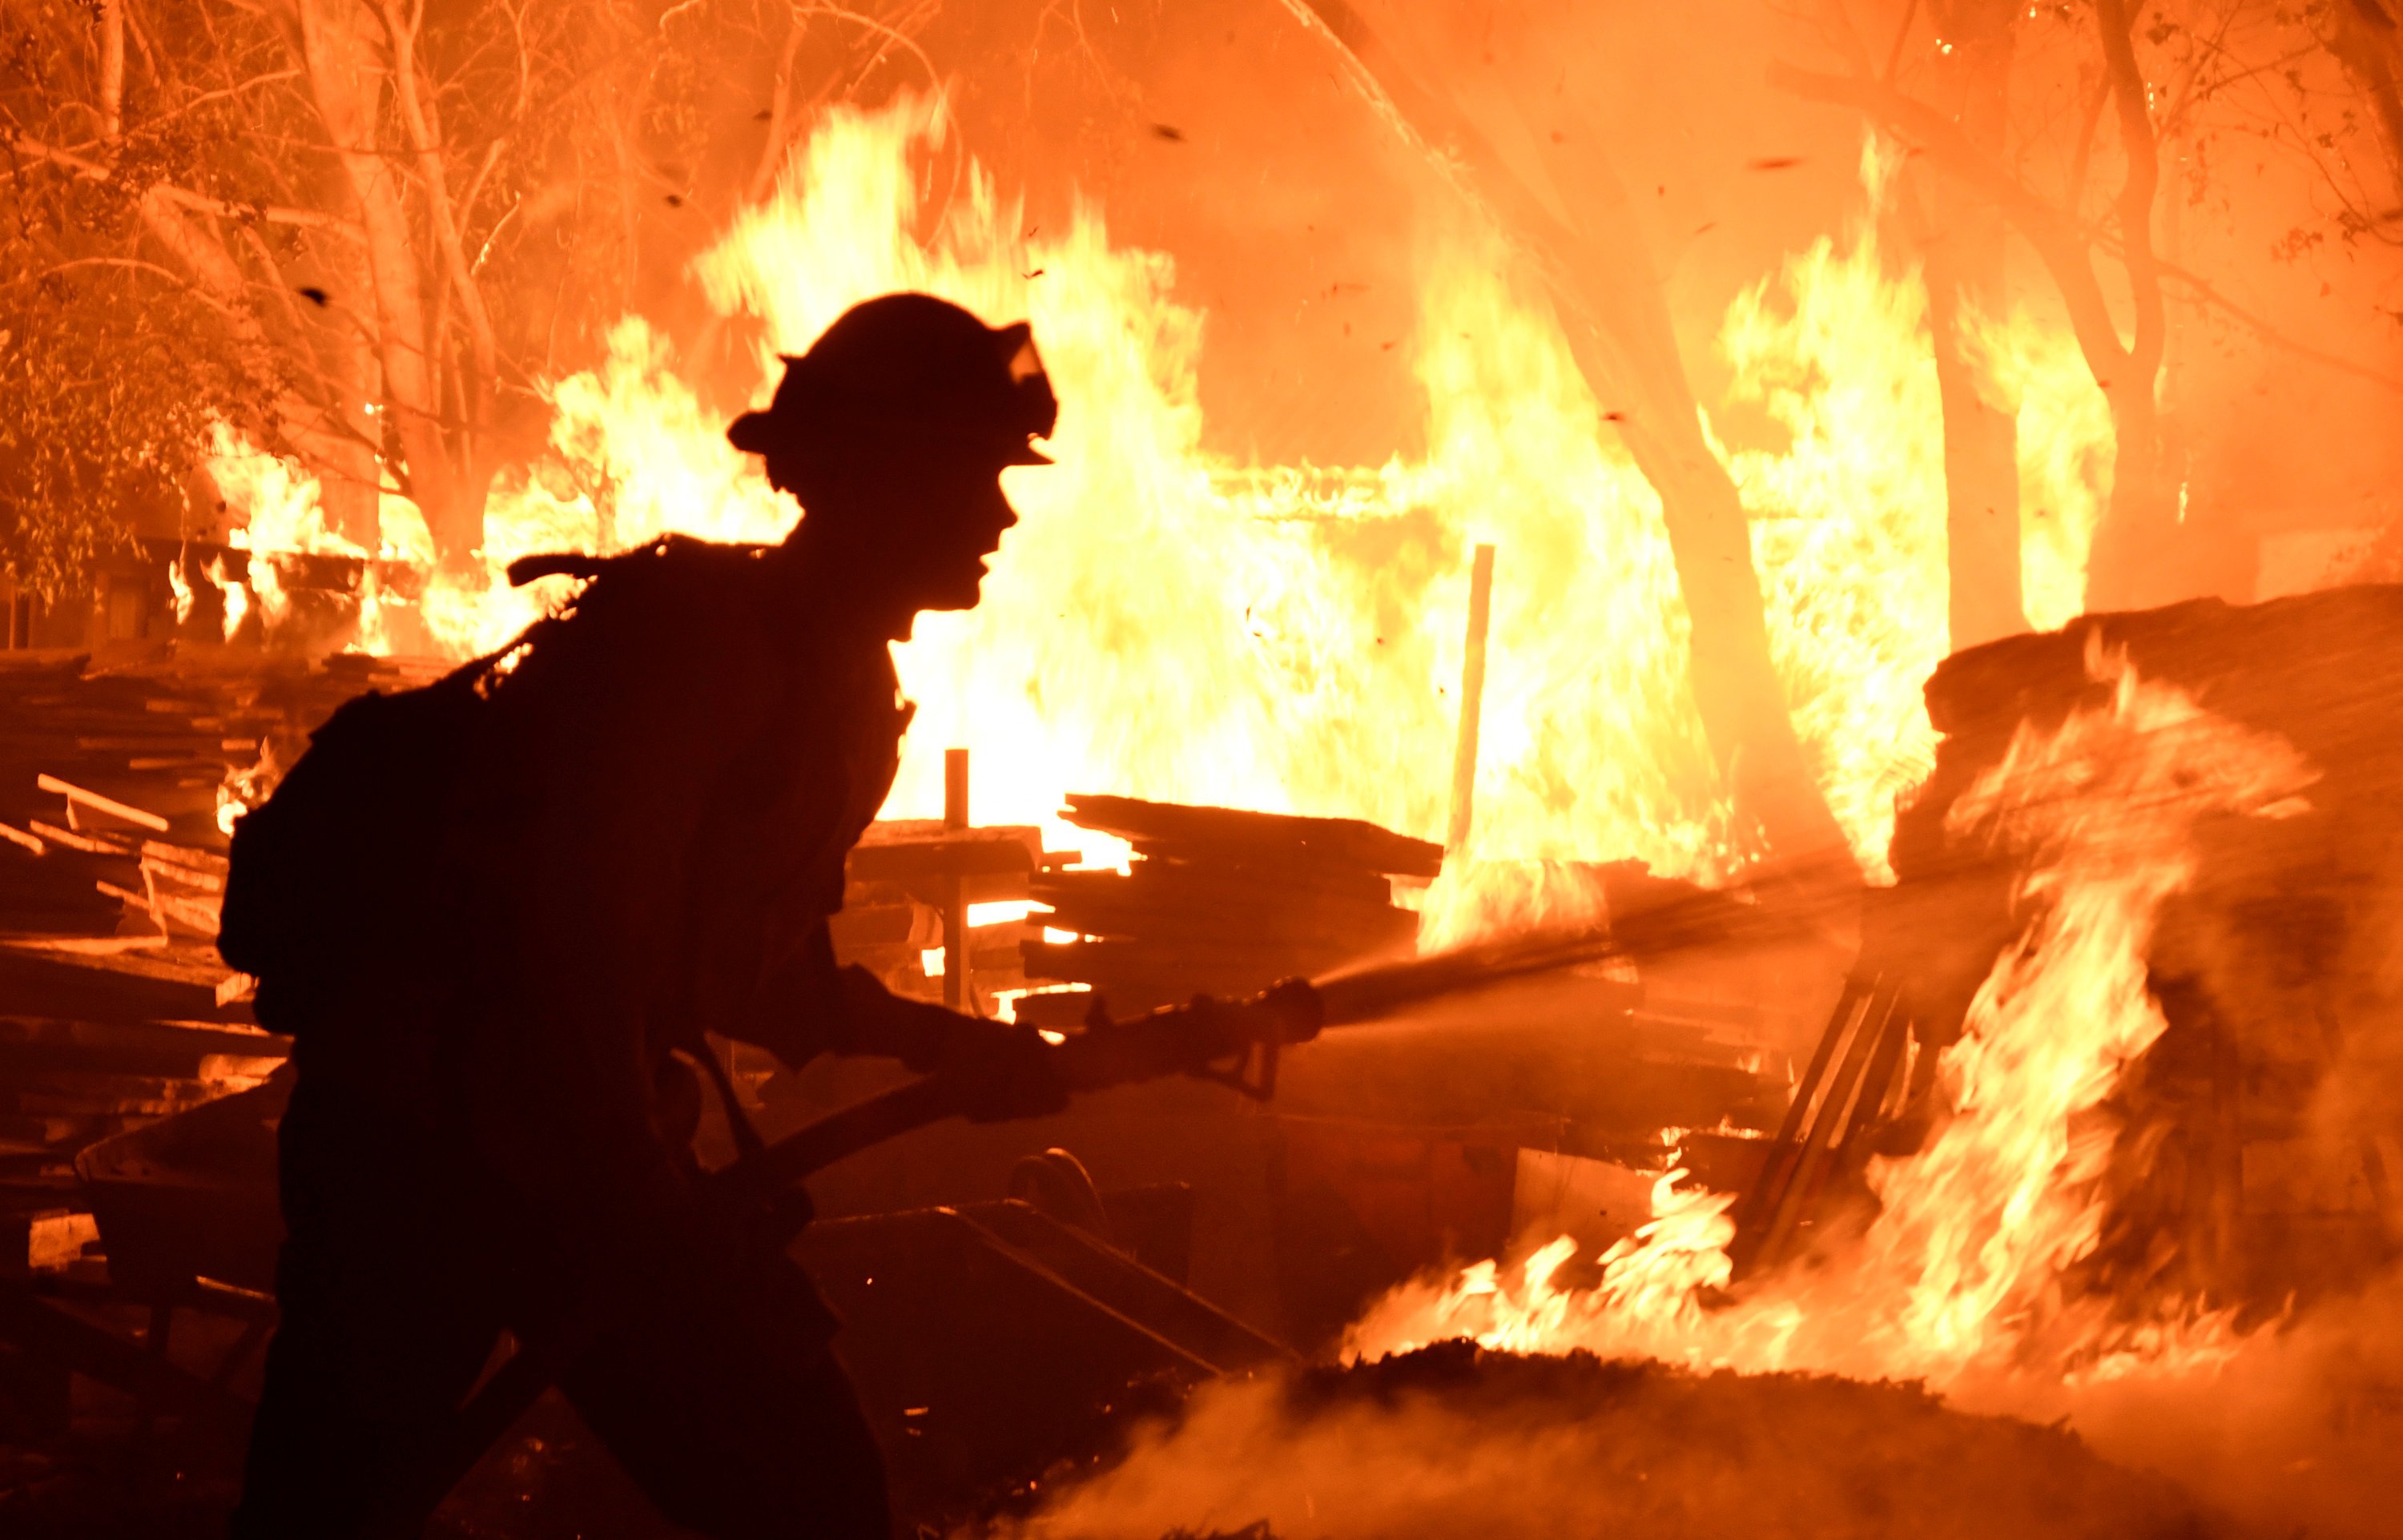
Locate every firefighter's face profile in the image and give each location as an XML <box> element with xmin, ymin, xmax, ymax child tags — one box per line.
<box><xmin>807</xmin><ymin>439</ymin><xmax>1021</xmax><ymax>616</ymax></box>
<box><xmin>902</xmin><ymin>450</ymin><xmax>1020</xmax><ymax>612</ymax></box>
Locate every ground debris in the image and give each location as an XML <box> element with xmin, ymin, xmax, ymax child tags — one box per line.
<box><xmin>1005</xmin><ymin>1342</ymin><xmax>2224</xmax><ymax>1540</ymax></box>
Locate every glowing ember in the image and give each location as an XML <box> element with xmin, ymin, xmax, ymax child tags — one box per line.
<box><xmin>1347</xmin><ymin>652</ymin><xmax>2313</xmax><ymax>1388</ymax></box>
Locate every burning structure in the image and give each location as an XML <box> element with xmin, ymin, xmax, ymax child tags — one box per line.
<box><xmin>5</xmin><ymin>0</ymin><xmax>2403</xmax><ymax>1535</ymax></box>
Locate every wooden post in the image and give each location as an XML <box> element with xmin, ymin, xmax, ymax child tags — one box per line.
<box><xmin>1446</xmin><ymin>544</ymin><xmax>1496</xmax><ymax>855</ymax></box>
<box><xmin>944</xmin><ymin>748</ymin><xmax>969</xmax><ymax>1011</ymax></box>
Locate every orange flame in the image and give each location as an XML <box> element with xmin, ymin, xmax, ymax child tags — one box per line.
<box><xmin>1348</xmin><ymin>653</ymin><xmax>2313</xmax><ymax>1387</ymax></box>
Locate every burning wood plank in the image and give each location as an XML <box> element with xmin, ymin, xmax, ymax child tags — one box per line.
<box><xmin>1025</xmin><ymin>795</ymin><xmax>1439</xmax><ymax>1013</ymax></box>
<box><xmin>36</xmin><ymin>774</ymin><xmax>169</xmax><ymax>834</ymax></box>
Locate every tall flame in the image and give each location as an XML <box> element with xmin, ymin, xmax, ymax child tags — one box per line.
<box><xmin>1721</xmin><ymin>195</ymin><xmax>1948</xmax><ymax>878</ymax></box>
<box><xmin>1347</xmin><ymin>655</ymin><xmax>2314</xmax><ymax>1387</ymax></box>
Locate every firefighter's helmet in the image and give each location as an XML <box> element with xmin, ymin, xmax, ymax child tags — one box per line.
<box><xmin>727</xmin><ymin>292</ymin><xmax>1056</xmax><ymax>466</ymax></box>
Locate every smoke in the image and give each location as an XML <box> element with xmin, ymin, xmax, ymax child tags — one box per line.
<box><xmin>1004</xmin><ymin>1346</ymin><xmax>2212</xmax><ymax>1540</ymax></box>
<box><xmin>1006</xmin><ymin>1294</ymin><xmax>2403</xmax><ymax>1540</ymax></box>
<box><xmin>1978</xmin><ymin>1281</ymin><xmax>2403</xmax><ymax>1540</ymax></box>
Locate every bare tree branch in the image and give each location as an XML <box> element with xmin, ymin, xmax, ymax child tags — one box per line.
<box><xmin>1769</xmin><ymin>62</ymin><xmax>2135</xmax><ymax>380</ymax></box>
<box><xmin>9</xmin><ymin>133</ymin><xmax>367</xmax><ymax>239</ymax></box>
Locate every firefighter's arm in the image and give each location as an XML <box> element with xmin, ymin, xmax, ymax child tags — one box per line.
<box><xmin>737</xmin><ymin>925</ymin><xmax>1065</xmax><ymax>1120</ymax></box>
<box><xmin>831</xmin><ymin>962</ymin><xmax>1067</xmax><ymax>1120</ymax></box>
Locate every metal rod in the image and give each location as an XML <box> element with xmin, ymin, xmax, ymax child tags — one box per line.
<box><xmin>943</xmin><ymin>747</ymin><xmax>968</xmax><ymax>1011</ymax></box>
<box><xmin>1446</xmin><ymin>543</ymin><xmax>1496</xmax><ymax>855</ymax></box>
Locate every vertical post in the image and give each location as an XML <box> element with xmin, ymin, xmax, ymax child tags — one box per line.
<box><xmin>1446</xmin><ymin>544</ymin><xmax>1496</xmax><ymax>855</ymax></box>
<box><xmin>943</xmin><ymin>747</ymin><xmax>969</xmax><ymax>1011</ymax></box>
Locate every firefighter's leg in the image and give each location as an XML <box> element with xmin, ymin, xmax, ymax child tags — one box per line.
<box><xmin>561</xmin><ymin>1252</ymin><xmax>890</xmax><ymax>1540</ymax></box>
<box><xmin>232</xmin><ymin>1081</ymin><xmax>504</xmax><ymax>1538</ymax></box>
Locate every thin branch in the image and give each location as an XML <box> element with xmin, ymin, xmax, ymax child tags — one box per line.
<box><xmin>803</xmin><ymin>5</ymin><xmax>944</xmax><ymax>102</ymax></box>
<box><xmin>231</xmin><ymin>221</ymin><xmax>314</xmax><ymax>352</ymax></box>
<box><xmin>747</xmin><ymin>6</ymin><xmax>811</xmax><ymax>204</ymax></box>
<box><xmin>0</xmin><ymin>255</ymin><xmax>235</xmax><ymax>320</ymax></box>
<box><xmin>1882</xmin><ymin>0</ymin><xmax>1920</xmax><ymax>83</ymax></box>
<box><xmin>457</xmin><ymin>135</ymin><xmax>507</xmax><ymax>236</ymax></box>
<box><xmin>111</xmin><ymin>69</ymin><xmax>306</xmax><ymax>137</ymax></box>
<box><xmin>8</xmin><ymin>133</ymin><xmax>366</xmax><ymax>241</ymax></box>
<box><xmin>2087</xmin><ymin>231</ymin><xmax>2403</xmax><ymax>396</ymax></box>
<box><xmin>2093</xmin><ymin>0</ymin><xmax>2164</xmax><ymax>387</ymax></box>
<box><xmin>98</xmin><ymin>0</ymin><xmax>126</xmax><ymax>141</ymax></box>
<box><xmin>380</xmin><ymin>0</ymin><xmax>497</xmax><ymax>441</ymax></box>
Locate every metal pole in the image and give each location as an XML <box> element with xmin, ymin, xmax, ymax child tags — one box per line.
<box><xmin>943</xmin><ymin>747</ymin><xmax>969</xmax><ymax>1011</ymax></box>
<box><xmin>1446</xmin><ymin>544</ymin><xmax>1496</xmax><ymax>855</ymax></box>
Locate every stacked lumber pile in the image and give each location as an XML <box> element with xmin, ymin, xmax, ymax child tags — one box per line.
<box><xmin>1019</xmin><ymin>794</ymin><xmax>1442</xmax><ymax>1018</ymax></box>
<box><xmin>832</xmin><ymin>819</ymin><xmax>1071</xmax><ymax>1014</ymax></box>
<box><xmin>0</xmin><ymin>649</ymin><xmax>458</xmax><ymax>1271</ymax></box>
<box><xmin>0</xmin><ymin>649</ymin><xmax>447</xmax><ymax>935</ymax></box>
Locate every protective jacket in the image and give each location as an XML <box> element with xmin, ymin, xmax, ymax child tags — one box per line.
<box><xmin>446</xmin><ymin>537</ymin><xmax>912</xmax><ymax>1245</ymax></box>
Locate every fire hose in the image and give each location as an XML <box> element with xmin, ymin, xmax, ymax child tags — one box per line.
<box><xmin>360</xmin><ymin>880</ymin><xmax>1812</xmax><ymax>1535</ymax></box>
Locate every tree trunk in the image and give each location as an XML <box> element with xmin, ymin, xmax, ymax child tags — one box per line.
<box><xmin>2320</xmin><ymin>0</ymin><xmax>2403</xmax><ymax>209</ymax></box>
<box><xmin>1283</xmin><ymin>0</ymin><xmax>1852</xmax><ymax>864</ymax></box>
<box><xmin>296</xmin><ymin>0</ymin><xmax>468</xmax><ymax>561</ymax></box>
<box><xmin>1922</xmin><ymin>259</ymin><xmax>2026</xmax><ymax>641</ymax></box>
<box><xmin>2079</xmin><ymin>0</ymin><xmax>2172</xmax><ymax>611</ymax></box>
<box><xmin>2090</xmin><ymin>390</ymin><xmax>2176</xmax><ymax>610</ymax></box>
<box><xmin>1922</xmin><ymin>0</ymin><xmax>2027</xmax><ymax>645</ymax></box>
<box><xmin>315</xmin><ymin>233</ymin><xmax>386</xmax><ymax>552</ymax></box>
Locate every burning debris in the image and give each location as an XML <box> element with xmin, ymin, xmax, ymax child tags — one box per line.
<box><xmin>1345</xmin><ymin>629</ymin><xmax>2333</xmax><ymax>1382</ymax></box>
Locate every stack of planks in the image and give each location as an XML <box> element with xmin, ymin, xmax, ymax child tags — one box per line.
<box><xmin>1019</xmin><ymin>794</ymin><xmax>1443</xmax><ymax>1019</ymax></box>
<box><xmin>832</xmin><ymin>819</ymin><xmax>1070</xmax><ymax>1015</ymax></box>
<box><xmin>0</xmin><ymin>648</ymin><xmax>457</xmax><ymax>1271</ymax></box>
<box><xmin>0</xmin><ymin>649</ymin><xmax>449</xmax><ymax>936</ymax></box>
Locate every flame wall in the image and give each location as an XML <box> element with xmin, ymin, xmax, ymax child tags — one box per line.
<box><xmin>213</xmin><ymin>95</ymin><xmax>2112</xmax><ymax>891</ymax></box>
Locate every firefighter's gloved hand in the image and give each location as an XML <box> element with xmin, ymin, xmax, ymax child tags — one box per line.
<box><xmin>933</xmin><ymin>1017</ymin><xmax>1070</xmax><ymax>1123</ymax></box>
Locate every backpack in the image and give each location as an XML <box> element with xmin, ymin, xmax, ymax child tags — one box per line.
<box><xmin>217</xmin><ymin>537</ymin><xmax>770</xmax><ymax>1036</ymax></box>
<box><xmin>216</xmin><ymin>667</ymin><xmax>489</xmax><ymax>1035</ymax></box>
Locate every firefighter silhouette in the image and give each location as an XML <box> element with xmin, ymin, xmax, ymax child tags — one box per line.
<box><xmin>227</xmin><ymin>293</ymin><xmax>1065</xmax><ymax>1538</ymax></box>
